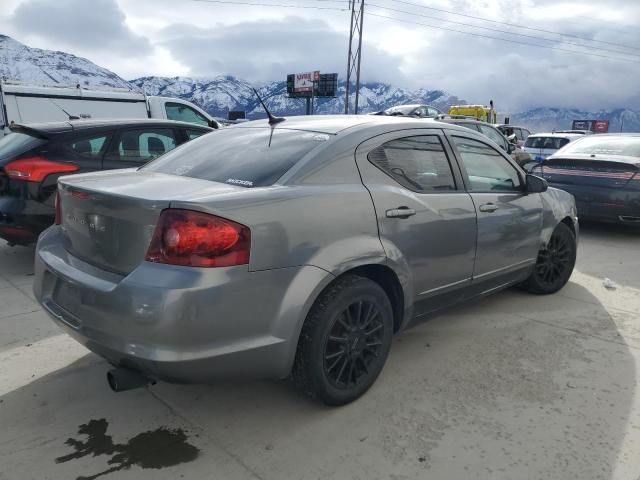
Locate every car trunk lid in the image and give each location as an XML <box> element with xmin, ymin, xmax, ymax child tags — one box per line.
<box><xmin>58</xmin><ymin>169</ymin><xmax>243</xmax><ymax>275</ymax></box>
<box><xmin>534</xmin><ymin>156</ymin><xmax>639</xmax><ymax>189</ymax></box>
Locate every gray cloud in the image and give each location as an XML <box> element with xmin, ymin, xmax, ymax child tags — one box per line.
<box><xmin>390</xmin><ymin>5</ymin><xmax>640</xmax><ymax>112</ymax></box>
<box><xmin>160</xmin><ymin>17</ymin><xmax>406</xmax><ymax>85</ymax></box>
<box><xmin>11</xmin><ymin>0</ymin><xmax>151</xmax><ymax>56</ymax></box>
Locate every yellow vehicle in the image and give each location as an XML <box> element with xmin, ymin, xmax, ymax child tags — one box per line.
<box><xmin>448</xmin><ymin>101</ymin><xmax>497</xmax><ymax>123</ymax></box>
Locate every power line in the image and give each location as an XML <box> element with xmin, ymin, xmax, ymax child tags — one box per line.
<box><xmin>382</xmin><ymin>0</ymin><xmax>638</xmax><ymax>51</ymax></box>
<box><xmin>366</xmin><ymin>2</ymin><xmax>640</xmax><ymax>58</ymax></box>
<box><xmin>189</xmin><ymin>0</ymin><xmax>349</xmax><ymax>11</ymax></box>
<box><xmin>366</xmin><ymin>12</ymin><xmax>640</xmax><ymax>64</ymax></box>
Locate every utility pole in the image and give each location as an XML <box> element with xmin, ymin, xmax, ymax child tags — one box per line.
<box><xmin>344</xmin><ymin>0</ymin><xmax>364</xmax><ymax>114</ymax></box>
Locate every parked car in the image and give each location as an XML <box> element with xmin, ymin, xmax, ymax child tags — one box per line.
<box><xmin>0</xmin><ymin>119</ymin><xmax>212</xmax><ymax>245</ymax></box>
<box><xmin>34</xmin><ymin>115</ymin><xmax>577</xmax><ymax>406</ymax></box>
<box><xmin>0</xmin><ymin>80</ymin><xmax>220</xmax><ymax>137</ymax></box>
<box><xmin>435</xmin><ymin>116</ymin><xmax>527</xmax><ymax>161</ymax></box>
<box><xmin>374</xmin><ymin>104</ymin><xmax>442</xmax><ymax>118</ymax></box>
<box><xmin>530</xmin><ymin>133</ymin><xmax>640</xmax><ymax>225</ymax></box>
<box><xmin>496</xmin><ymin>124</ymin><xmax>532</xmax><ymax>148</ymax></box>
<box><xmin>523</xmin><ymin>133</ymin><xmax>583</xmax><ymax>162</ymax></box>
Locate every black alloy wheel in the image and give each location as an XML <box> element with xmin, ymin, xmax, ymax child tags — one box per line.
<box><xmin>323</xmin><ymin>300</ymin><xmax>385</xmax><ymax>390</ymax></box>
<box><xmin>522</xmin><ymin>222</ymin><xmax>576</xmax><ymax>294</ymax></box>
<box><xmin>292</xmin><ymin>275</ymin><xmax>393</xmax><ymax>406</ymax></box>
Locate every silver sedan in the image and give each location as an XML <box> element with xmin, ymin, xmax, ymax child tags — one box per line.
<box><xmin>33</xmin><ymin>115</ymin><xmax>578</xmax><ymax>405</ymax></box>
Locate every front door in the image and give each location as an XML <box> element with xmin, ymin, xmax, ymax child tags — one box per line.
<box><xmin>447</xmin><ymin>134</ymin><xmax>543</xmax><ymax>284</ymax></box>
<box><xmin>355</xmin><ymin>129</ymin><xmax>477</xmax><ymax>309</ymax></box>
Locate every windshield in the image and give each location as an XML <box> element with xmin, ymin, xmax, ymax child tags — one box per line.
<box><xmin>525</xmin><ymin>136</ymin><xmax>570</xmax><ymax>150</ymax></box>
<box><xmin>0</xmin><ymin>132</ymin><xmax>47</xmax><ymax>164</ymax></box>
<box><xmin>142</xmin><ymin>127</ymin><xmax>331</xmax><ymax>187</ymax></box>
<box><xmin>557</xmin><ymin>136</ymin><xmax>640</xmax><ymax>158</ymax></box>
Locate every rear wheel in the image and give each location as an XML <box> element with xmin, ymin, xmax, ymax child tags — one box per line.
<box><xmin>291</xmin><ymin>275</ymin><xmax>393</xmax><ymax>406</ymax></box>
<box><xmin>522</xmin><ymin>222</ymin><xmax>576</xmax><ymax>294</ymax></box>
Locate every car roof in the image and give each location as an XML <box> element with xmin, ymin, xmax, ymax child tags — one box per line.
<box><xmin>436</xmin><ymin>117</ymin><xmax>497</xmax><ymax>128</ymax></box>
<box><xmin>496</xmin><ymin>124</ymin><xmax>529</xmax><ymax>129</ymax></box>
<box><xmin>527</xmin><ymin>132</ymin><xmax>583</xmax><ymax>139</ymax></box>
<box><xmin>10</xmin><ymin>119</ymin><xmax>213</xmax><ymax>138</ymax></box>
<box><xmin>232</xmin><ymin>114</ymin><xmax>464</xmax><ymax>135</ymax></box>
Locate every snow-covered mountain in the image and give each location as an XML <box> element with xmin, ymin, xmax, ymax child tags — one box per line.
<box><xmin>0</xmin><ymin>34</ymin><xmax>133</xmax><ymax>89</ymax></box>
<box><xmin>510</xmin><ymin>108</ymin><xmax>640</xmax><ymax>134</ymax></box>
<box><xmin>1</xmin><ymin>34</ymin><xmax>638</xmax><ymax>132</ymax></box>
<box><xmin>131</xmin><ymin>75</ymin><xmax>464</xmax><ymax>118</ymax></box>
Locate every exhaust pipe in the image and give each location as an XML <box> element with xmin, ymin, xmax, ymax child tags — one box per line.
<box><xmin>107</xmin><ymin>367</ymin><xmax>153</xmax><ymax>392</ymax></box>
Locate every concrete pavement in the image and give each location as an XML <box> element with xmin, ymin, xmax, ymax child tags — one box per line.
<box><xmin>1</xmin><ymin>222</ymin><xmax>639</xmax><ymax>480</ymax></box>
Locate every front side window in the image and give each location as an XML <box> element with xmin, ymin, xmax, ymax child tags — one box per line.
<box><xmin>68</xmin><ymin>134</ymin><xmax>109</xmax><ymax>159</ymax></box>
<box><xmin>165</xmin><ymin>103</ymin><xmax>209</xmax><ymax>127</ymax></box>
<box><xmin>368</xmin><ymin>135</ymin><xmax>456</xmax><ymax>192</ymax></box>
<box><xmin>185</xmin><ymin>128</ymin><xmax>208</xmax><ymax>141</ymax></box>
<box><xmin>452</xmin><ymin>136</ymin><xmax>522</xmax><ymax>192</ymax></box>
<box><xmin>106</xmin><ymin>128</ymin><xmax>177</xmax><ymax>163</ymax></box>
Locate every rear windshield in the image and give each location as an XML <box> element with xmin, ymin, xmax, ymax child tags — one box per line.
<box><xmin>0</xmin><ymin>132</ymin><xmax>47</xmax><ymax>163</ymax></box>
<box><xmin>525</xmin><ymin>137</ymin><xmax>570</xmax><ymax>150</ymax></box>
<box><xmin>558</xmin><ymin>136</ymin><xmax>640</xmax><ymax>158</ymax></box>
<box><xmin>141</xmin><ymin>127</ymin><xmax>331</xmax><ymax>188</ymax></box>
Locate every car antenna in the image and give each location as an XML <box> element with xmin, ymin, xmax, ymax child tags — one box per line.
<box><xmin>253</xmin><ymin>88</ymin><xmax>285</xmax><ymax>126</ymax></box>
<box><xmin>48</xmin><ymin>99</ymin><xmax>80</xmax><ymax>121</ymax></box>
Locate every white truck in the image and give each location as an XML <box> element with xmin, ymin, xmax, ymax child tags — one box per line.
<box><xmin>0</xmin><ymin>80</ymin><xmax>219</xmax><ymax>137</ymax></box>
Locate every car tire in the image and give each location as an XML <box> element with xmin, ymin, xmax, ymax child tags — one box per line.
<box><xmin>291</xmin><ymin>275</ymin><xmax>393</xmax><ymax>406</ymax></box>
<box><xmin>521</xmin><ymin>222</ymin><xmax>576</xmax><ymax>295</ymax></box>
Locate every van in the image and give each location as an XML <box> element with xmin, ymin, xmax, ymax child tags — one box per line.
<box><xmin>0</xmin><ymin>81</ymin><xmax>219</xmax><ymax>137</ymax></box>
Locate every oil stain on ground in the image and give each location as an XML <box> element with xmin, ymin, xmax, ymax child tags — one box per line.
<box><xmin>55</xmin><ymin>418</ymin><xmax>200</xmax><ymax>480</ymax></box>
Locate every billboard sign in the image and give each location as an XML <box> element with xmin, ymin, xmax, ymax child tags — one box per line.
<box><xmin>571</xmin><ymin>119</ymin><xmax>609</xmax><ymax>133</ymax></box>
<box><xmin>287</xmin><ymin>73</ymin><xmax>338</xmax><ymax>98</ymax></box>
<box><xmin>293</xmin><ymin>71</ymin><xmax>320</xmax><ymax>93</ymax></box>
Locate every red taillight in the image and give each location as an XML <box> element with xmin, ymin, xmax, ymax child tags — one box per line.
<box><xmin>145</xmin><ymin>209</ymin><xmax>251</xmax><ymax>267</ymax></box>
<box><xmin>4</xmin><ymin>156</ymin><xmax>79</xmax><ymax>182</ymax></box>
<box><xmin>54</xmin><ymin>191</ymin><xmax>62</xmax><ymax>225</ymax></box>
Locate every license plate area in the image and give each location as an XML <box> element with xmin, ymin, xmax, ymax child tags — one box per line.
<box><xmin>53</xmin><ymin>278</ymin><xmax>84</xmax><ymax>318</ymax></box>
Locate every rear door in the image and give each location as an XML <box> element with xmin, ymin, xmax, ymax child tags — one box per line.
<box><xmin>447</xmin><ymin>133</ymin><xmax>542</xmax><ymax>285</ymax></box>
<box><xmin>355</xmin><ymin>129</ymin><xmax>477</xmax><ymax>310</ymax></box>
<box><xmin>103</xmin><ymin>127</ymin><xmax>179</xmax><ymax>169</ymax></box>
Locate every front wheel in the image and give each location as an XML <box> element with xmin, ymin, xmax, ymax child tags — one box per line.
<box><xmin>521</xmin><ymin>222</ymin><xmax>576</xmax><ymax>294</ymax></box>
<box><xmin>291</xmin><ymin>275</ymin><xmax>393</xmax><ymax>406</ymax></box>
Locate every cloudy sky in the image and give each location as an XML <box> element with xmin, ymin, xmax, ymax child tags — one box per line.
<box><xmin>1</xmin><ymin>0</ymin><xmax>639</xmax><ymax>111</ymax></box>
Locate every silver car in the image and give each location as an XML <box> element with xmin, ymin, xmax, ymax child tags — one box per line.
<box><xmin>33</xmin><ymin>116</ymin><xmax>578</xmax><ymax>405</ymax></box>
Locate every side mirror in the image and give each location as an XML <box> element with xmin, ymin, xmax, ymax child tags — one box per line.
<box><xmin>209</xmin><ymin>119</ymin><xmax>220</xmax><ymax>129</ymax></box>
<box><xmin>526</xmin><ymin>174</ymin><xmax>548</xmax><ymax>193</ymax></box>
<box><xmin>507</xmin><ymin>143</ymin><xmax>516</xmax><ymax>154</ymax></box>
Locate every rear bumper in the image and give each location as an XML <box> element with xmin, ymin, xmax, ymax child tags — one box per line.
<box><xmin>34</xmin><ymin>226</ymin><xmax>333</xmax><ymax>382</ymax></box>
<box><xmin>549</xmin><ymin>183</ymin><xmax>640</xmax><ymax>224</ymax></box>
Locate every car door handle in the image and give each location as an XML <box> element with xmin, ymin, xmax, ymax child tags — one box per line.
<box><xmin>479</xmin><ymin>203</ymin><xmax>499</xmax><ymax>213</ymax></box>
<box><xmin>386</xmin><ymin>207</ymin><xmax>416</xmax><ymax>218</ymax></box>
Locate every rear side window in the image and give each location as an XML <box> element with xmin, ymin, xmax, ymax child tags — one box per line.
<box><xmin>142</xmin><ymin>127</ymin><xmax>330</xmax><ymax>188</ymax></box>
<box><xmin>67</xmin><ymin>134</ymin><xmax>109</xmax><ymax>159</ymax></box>
<box><xmin>525</xmin><ymin>137</ymin><xmax>570</xmax><ymax>150</ymax></box>
<box><xmin>0</xmin><ymin>132</ymin><xmax>46</xmax><ymax>163</ymax></box>
<box><xmin>106</xmin><ymin>128</ymin><xmax>177</xmax><ymax>163</ymax></box>
<box><xmin>368</xmin><ymin>135</ymin><xmax>456</xmax><ymax>192</ymax></box>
